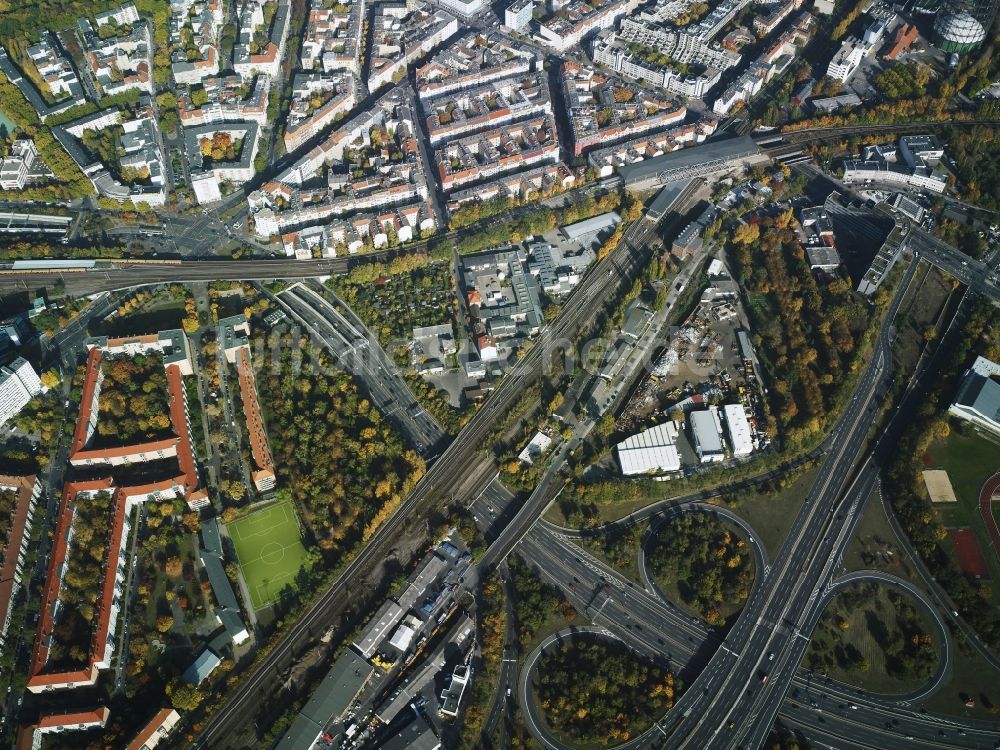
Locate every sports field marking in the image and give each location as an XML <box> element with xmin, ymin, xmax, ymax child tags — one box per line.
<box><xmin>227</xmin><ymin>501</ymin><xmax>309</xmax><ymax>609</ymax></box>
<box><xmin>260</xmin><ymin>541</ymin><xmax>285</xmax><ymax>564</ymax></box>
<box><xmin>947</xmin><ymin>528</ymin><xmax>989</xmax><ymax>579</ymax></box>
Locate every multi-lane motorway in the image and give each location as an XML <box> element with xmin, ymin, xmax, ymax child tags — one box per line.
<box><xmin>192</xmin><ymin>177</ymin><xmax>704</xmax><ymax>748</ymax></box>
<box><xmin>507</xmin><ymin>243</ymin><xmax>999</xmax><ymax>750</ymax></box>
<box><xmin>640</xmin><ymin>255</ymin><xmax>912</xmax><ymax>750</ymax></box>
<box><xmin>517</xmin><ymin>521</ymin><xmax>1000</xmax><ymax>750</ymax></box>
<box><xmin>7</xmin><ymin>159</ymin><xmax>999</xmax><ymax>748</ymax></box>
<box><xmin>272</xmin><ymin>282</ymin><xmax>445</xmax><ymax>455</ymax></box>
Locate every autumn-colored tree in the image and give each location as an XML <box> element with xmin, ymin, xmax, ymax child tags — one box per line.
<box><xmin>156</xmin><ymin>614</ymin><xmax>174</xmax><ymax>633</ymax></box>
<box><xmin>40</xmin><ymin>369</ymin><xmax>60</xmax><ymax>389</ymax></box>
<box><xmin>181</xmin><ymin>512</ymin><xmax>201</xmax><ymax>534</ymax></box>
<box><xmin>167</xmin><ymin>678</ymin><xmax>203</xmax><ymax>710</ymax></box>
<box><xmin>164</xmin><ymin>557</ymin><xmax>183</xmax><ymax>577</ymax></box>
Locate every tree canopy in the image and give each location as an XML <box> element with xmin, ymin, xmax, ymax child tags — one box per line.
<box><xmin>535</xmin><ymin>637</ymin><xmax>675</xmax><ymax>744</ymax></box>
<box><xmin>648</xmin><ymin>513</ymin><xmax>754</xmax><ymax>627</ymax></box>
<box><xmin>255</xmin><ymin>334</ymin><xmax>424</xmax><ymax>558</ymax></box>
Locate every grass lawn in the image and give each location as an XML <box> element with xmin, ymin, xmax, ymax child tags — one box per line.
<box><xmin>545</xmin><ymin>464</ymin><xmax>817</xmax><ymax>546</ymax></box>
<box><xmin>843</xmin><ymin>488</ymin><xmax>926</xmax><ymax>586</ymax></box>
<box><xmin>720</xmin><ymin>464</ymin><xmax>818</xmax><ymax>558</ymax></box>
<box><xmin>228</xmin><ymin>500</ymin><xmax>310</xmax><ymax>609</ymax></box>
<box><xmin>925</xmin><ymin>425</ymin><xmax>1000</xmax><ymax>605</ymax></box>
<box><xmin>891</xmin><ymin>262</ymin><xmax>955</xmax><ymax>376</ymax></box>
<box><xmin>804</xmin><ymin>582</ymin><xmax>939</xmax><ymax>695</ymax></box>
<box><xmin>921</xmin><ymin>631</ymin><xmax>1000</xmax><ymax>718</ymax></box>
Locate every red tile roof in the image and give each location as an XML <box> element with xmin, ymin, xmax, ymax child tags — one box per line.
<box><xmin>126</xmin><ymin>708</ymin><xmax>179</xmax><ymax>750</ymax></box>
<box><xmin>0</xmin><ymin>474</ymin><xmax>37</xmax><ymax>642</ymax></box>
<box><xmin>37</xmin><ymin>706</ymin><xmax>110</xmax><ymax>729</ymax></box>
<box><xmin>28</xmin><ymin>478</ymin><xmax>113</xmax><ymax>690</ymax></box>
<box><xmin>166</xmin><ymin>364</ymin><xmax>199</xmax><ymax>494</ymax></box>
<box><xmin>234</xmin><ymin>348</ymin><xmax>274</xmax><ymax>478</ymax></box>
<box><xmin>70</xmin><ymin>348</ymin><xmax>103</xmax><ymax>455</ymax></box>
<box><xmin>32</xmin><ymin>346</ymin><xmax>204</xmax><ymax>693</ymax></box>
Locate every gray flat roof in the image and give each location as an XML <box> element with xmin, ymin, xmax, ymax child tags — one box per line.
<box><xmin>11</xmin><ymin>259</ymin><xmax>96</xmax><ymax>270</ymax></box>
<box><xmin>275</xmin><ymin>649</ymin><xmax>375</xmax><ymax>750</ymax></box>
<box><xmin>274</xmin><ymin>714</ymin><xmax>323</xmax><ymax>750</ymax></box>
<box><xmin>300</xmin><ymin>649</ymin><xmax>374</xmax><ymax>726</ymax></box>
<box><xmin>201</xmin><ymin>552</ymin><xmax>241</xmax><ymax>612</ymax></box>
<box><xmin>380</xmin><ymin>713</ymin><xmax>440</xmax><ymax>750</ymax></box>
<box><xmin>648</xmin><ymin>178</ymin><xmax>694</xmax><ymax>220</ymax></box>
<box><xmin>201</xmin><ymin>517</ymin><xmax>223</xmax><ymax>556</ymax></box>
<box><xmin>561</xmin><ymin>211</ymin><xmax>620</xmax><ymax>241</ymax></box>
<box><xmin>690</xmin><ymin>409</ymin><xmax>724</xmax><ymax>453</ymax></box>
<box><xmin>618</xmin><ymin>136</ymin><xmax>760</xmax><ymax>186</ymax></box>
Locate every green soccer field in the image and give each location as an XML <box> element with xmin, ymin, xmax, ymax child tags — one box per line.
<box><xmin>227</xmin><ymin>501</ymin><xmax>309</xmax><ymax>609</ymax></box>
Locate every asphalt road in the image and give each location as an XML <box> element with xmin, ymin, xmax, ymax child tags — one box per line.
<box><xmin>516</xmin><ymin>524</ymin><xmax>1000</xmax><ymax>750</ymax></box>
<box><xmin>824</xmin><ymin>570</ymin><xmax>952</xmax><ymax>705</ymax></box>
<box><xmin>192</xmin><ymin>179</ymin><xmax>701</xmax><ymax>748</ymax></box>
<box><xmin>512</xmin><ymin>256</ymin><xmax>979</xmax><ymax>750</ymax></box>
<box><xmin>510</xmin><ymin>246</ymin><xmax>1000</xmax><ymax>750</ymax></box>
<box><xmin>659</xmin><ymin>256</ymin><xmax>916</xmax><ymax>750</ymax></box>
<box><xmin>636</xmin><ymin>503</ymin><xmax>770</xmax><ymax>604</ymax></box>
<box><xmin>272</xmin><ymin>282</ymin><xmax>445</xmax><ymax>455</ymax></box>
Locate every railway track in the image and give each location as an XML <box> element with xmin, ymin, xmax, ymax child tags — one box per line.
<box><xmin>192</xmin><ymin>179</ymin><xmax>703</xmax><ymax>749</ymax></box>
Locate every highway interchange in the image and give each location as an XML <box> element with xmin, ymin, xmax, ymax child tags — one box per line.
<box><xmin>504</xmin><ymin>235</ymin><xmax>999</xmax><ymax>750</ymax></box>
<box><xmin>186</xmin><ymin>163</ymin><xmax>705</xmax><ymax>749</ymax></box>
<box><xmin>3</xmin><ymin>156</ymin><xmax>1000</xmax><ymax>749</ymax></box>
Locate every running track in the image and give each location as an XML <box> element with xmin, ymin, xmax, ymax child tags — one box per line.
<box><xmin>979</xmin><ymin>471</ymin><xmax>1000</xmax><ymax>562</ymax></box>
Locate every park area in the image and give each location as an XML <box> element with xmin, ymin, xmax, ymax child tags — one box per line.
<box><xmin>925</xmin><ymin>427</ymin><xmax>1000</xmax><ymax>593</ymax></box>
<box><xmin>804</xmin><ymin>581</ymin><xmax>939</xmax><ymax>695</ymax></box>
<box><xmin>228</xmin><ymin>501</ymin><xmax>309</xmax><ymax>609</ymax></box>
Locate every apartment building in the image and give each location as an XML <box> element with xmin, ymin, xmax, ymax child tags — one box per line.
<box><xmin>446</xmin><ymin>161</ymin><xmax>575</xmax><ymax>215</ymax></box>
<box><xmin>219</xmin><ymin>315</ymin><xmax>276</xmax><ymax>492</ymax></box>
<box><xmin>826</xmin><ymin>35</ymin><xmax>866</xmax><ymax>82</ymax></box>
<box><xmin>283</xmin><ymin>72</ymin><xmax>358</xmax><ymax>151</ymax></box>
<box><xmin>27</xmin><ymin>32</ymin><xmax>86</xmax><ymax>102</ymax></box>
<box><xmin>753</xmin><ymin>0</ymin><xmax>802</xmax><ymax>36</ymax></box>
<box><xmin>0</xmin><ymin>38</ymin><xmax>86</xmax><ymax>122</ymax></box>
<box><xmin>505</xmin><ymin>0</ymin><xmax>534</xmax><ymax>30</ymax></box>
<box><xmin>79</xmin><ymin>10</ymin><xmax>154</xmax><ymax>95</ymax></box>
<box><xmin>434</xmin><ymin>114</ymin><xmax>560</xmax><ymax>192</ymax></box>
<box><xmin>300</xmin><ymin>0</ymin><xmax>364</xmax><ymax>74</ymax></box>
<box><xmin>126</xmin><ymin>709</ymin><xmax>181</xmax><ymax>750</ymax></box>
<box><xmin>16</xmin><ymin>708</ymin><xmax>111</xmax><ymax>750</ymax></box>
<box><xmin>0</xmin><ymin>474</ymin><xmax>41</xmax><ymax>648</ymax></box>
<box><xmin>249</xmin><ymin>87</ymin><xmax>434</xmax><ymax>235</ymax></box>
<box><xmin>0</xmin><ymin>357</ymin><xmax>42</xmax><ymax>427</ymax></box>
<box><xmin>536</xmin><ymin>0</ymin><xmax>641</xmax><ymax>51</ymax></box>
<box><xmin>368</xmin><ymin>5</ymin><xmax>458</xmax><ymax>93</ymax></box>
<box><xmin>561</xmin><ymin>61</ymin><xmax>686</xmax><ymax>156</ymax></box>
<box><xmin>617</xmin><ymin>19</ymin><xmax>742</xmax><ymax>69</ymax></box>
<box><xmin>424</xmin><ymin>72</ymin><xmax>551</xmax><ymax>144</ymax></box>
<box><xmin>184</xmin><ymin>120</ymin><xmax>261</xmax><ymax>204</ymax></box>
<box><xmin>52</xmin><ymin>100</ymin><xmax>168</xmax><ymax>206</ymax></box>
<box><xmin>177</xmin><ymin>74</ymin><xmax>270</xmax><ymax>126</ymax></box>
<box><xmin>233</xmin><ymin>0</ymin><xmax>291</xmax><ymax>78</ymax></box>
<box><xmin>169</xmin><ymin>0</ymin><xmax>224</xmax><ymax>84</ymax></box>
<box><xmin>586</xmin><ymin>117</ymin><xmax>718</xmax><ymax>176</ymax></box>
<box><xmin>0</xmin><ymin>140</ymin><xmax>42</xmax><ymax>190</ymax></box>
<box><xmin>416</xmin><ymin>33</ymin><xmax>538</xmax><ymax>100</ymax></box>
<box><xmin>591</xmin><ymin>37</ymin><xmax>723</xmax><ymax>98</ymax></box>
<box><xmin>713</xmin><ymin>12</ymin><xmax>815</xmax><ymax>115</ymax></box>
